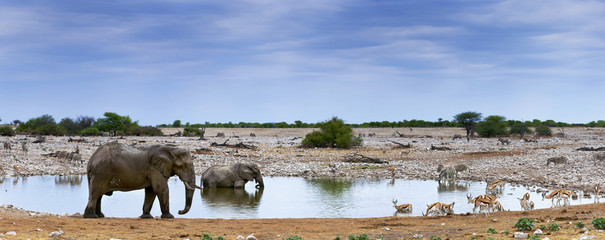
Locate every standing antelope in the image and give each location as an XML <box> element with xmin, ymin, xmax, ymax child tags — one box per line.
<box><xmin>21</xmin><ymin>142</ymin><xmax>28</xmax><ymax>152</ymax></box>
<box><xmin>594</xmin><ymin>185</ymin><xmax>600</xmax><ymax>203</ymax></box>
<box><xmin>392</xmin><ymin>199</ymin><xmax>412</xmax><ymax>212</ymax></box>
<box><xmin>542</xmin><ymin>189</ymin><xmax>572</xmax><ymax>207</ymax></box>
<box><xmin>3</xmin><ymin>142</ymin><xmax>11</xmax><ymax>151</ymax></box>
<box><xmin>467</xmin><ymin>194</ymin><xmax>496</xmax><ymax>216</ymax></box>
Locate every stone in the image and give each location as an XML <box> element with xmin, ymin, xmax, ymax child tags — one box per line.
<box><xmin>6</xmin><ymin>231</ymin><xmax>17</xmax><ymax>236</ymax></box>
<box><xmin>513</xmin><ymin>232</ymin><xmax>528</xmax><ymax>239</ymax></box>
<box><xmin>413</xmin><ymin>234</ymin><xmax>423</xmax><ymax>239</ymax></box>
<box><xmin>534</xmin><ymin>229</ymin><xmax>543</xmax><ymax>235</ymax></box>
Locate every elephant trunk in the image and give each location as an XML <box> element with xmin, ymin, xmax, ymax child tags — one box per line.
<box><xmin>178</xmin><ymin>176</ymin><xmax>198</xmax><ymax>215</ymax></box>
<box><xmin>255</xmin><ymin>175</ymin><xmax>264</xmax><ymax>188</ymax></box>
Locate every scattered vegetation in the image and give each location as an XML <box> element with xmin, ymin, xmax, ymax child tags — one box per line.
<box><xmin>592</xmin><ymin>217</ymin><xmax>605</xmax><ymax>230</ymax></box>
<box><xmin>515</xmin><ymin>217</ymin><xmax>535</xmax><ymax>231</ymax></box>
<box><xmin>576</xmin><ymin>221</ymin><xmax>586</xmax><ymax>228</ymax></box>
<box><xmin>200</xmin><ymin>233</ymin><xmax>226</xmax><ymax>240</ymax></box>
<box><xmin>547</xmin><ymin>223</ymin><xmax>560</xmax><ymax>232</ymax></box>
<box><xmin>535</xmin><ymin>125</ymin><xmax>552</xmax><ymax>136</ymax></box>
<box><xmin>428</xmin><ymin>236</ymin><xmax>442</xmax><ymax>240</ymax></box>
<box><xmin>283</xmin><ymin>236</ymin><xmax>303</xmax><ymax>240</ymax></box>
<box><xmin>347</xmin><ymin>234</ymin><xmax>370</xmax><ymax>240</ymax></box>
<box><xmin>301</xmin><ymin>117</ymin><xmax>361</xmax><ymax>149</ymax></box>
<box><xmin>0</xmin><ymin>126</ymin><xmax>15</xmax><ymax>136</ymax></box>
<box><xmin>487</xmin><ymin>227</ymin><xmax>497</xmax><ymax>234</ymax></box>
<box><xmin>476</xmin><ymin>115</ymin><xmax>508</xmax><ymax>137</ymax></box>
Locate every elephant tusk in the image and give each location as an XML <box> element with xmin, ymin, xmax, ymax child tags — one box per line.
<box><xmin>183</xmin><ymin>181</ymin><xmax>202</xmax><ymax>190</ymax></box>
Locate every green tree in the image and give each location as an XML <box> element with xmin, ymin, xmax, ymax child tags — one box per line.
<box><xmin>172</xmin><ymin>120</ymin><xmax>182</xmax><ymax>127</ymax></box>
<box><xmin>454</xmin><ymin>111</ymin><xmax>482</xmax><ymax>141</ymax></box>
<box><xmin>476</xmin><ymin>115</ymin><xmax>508</xmax><ymax>137</ymax></box>
<box><xmin>301</xmin><ymin>117</ymin><xmax>361</xmax><ymax>148</ymax></box>
<box><xmin>94</xmin><ymin>112</ymin><xmax>138</xmax><ymax>135</ymax></box>
<box><xmin>508</xmin><ymin>120</ymin><xmax>532</xmax><ymax>137</ymax></box>
<box><xmin>17</xmin><ymin>114</ymin><xmax>64</xmax><ymax>135</ymax></box>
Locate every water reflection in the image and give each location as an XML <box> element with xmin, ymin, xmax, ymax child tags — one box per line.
<box><xmin>2</xmin><ymin>176</ymin><xmax>604</xmax><ymax>218</ymax></box>
<box><xmin>201</xmin><ymin>187</ymin><xmax>263</xmax><ymax>208</ymax></box>
<box><xmin>54</xmin><ymin>175</ymin><xmax>83</xmax><ymax>186</ymax></box>
<box><xmin>305</xmin><ymin>178</ymin><xmax>353</xmax><ymax>196</ymax></box>
<box><xmin>437</xmin><ymin>181</ymin><xmax>469</xmax><ymax>192</ymax></box>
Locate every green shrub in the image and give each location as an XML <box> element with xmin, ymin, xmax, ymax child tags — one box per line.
<box><xmin>487</xmin><ymin>227</ymin><xmax>497</xmax><ymax>234</ymax></box>
<box><xmin>0</xmin><ymin>126</ymin><xmax>15</xmax><ymax>136</ymax></box>
<box><xmin>508</xmin><ymin>121</ymin><xmax>533</xmax><ymax>136</ymax></box>
<box><xmin>183</xmin><ymin>127</ymin><xmax>201</xmax><ymax>136</ymax></box>
<box><xmin>529</xmin><ymin>235</ymin><xmax>540</xmax><ymax>240</ymax></box>
<box><xmin>347</xmin><ymin>234</ymin><xmax>369</xmax><ymax>240</ymax></box>
<box><xmin>476</xmin><ymin>115</ymin><xmax>508</xmax><ymax>137</ymax></box>
<box><xmin>302</xmin><ymin>117</ymin><xmax>361</xmax><ymax>149</ymax></box>
<box><xmin>130</xmin><ymin>127</ymin><xmax>163</xmax><ymax>136</ymax></box>
<box><xmin>515</xmin><ymin>217</ymin><xmax>535</xmax><ymax>231</ymax></box>
<box><xmin>80</xmin><ymin>127</ymin><xmax>101</xmax><ymax>136</ymax></box>
<box><xmin>201</xmin><ymin>233</ymin><xmax>225</xmax><ymax>240</ymax></box>
<box><xmin>535</xmin><ymin>125</ymin><xmax>552</xmax><ymax>136</ymax></box>
<box><xmin>592</xmin><ymin>217</ymin><xmax>605</xmax><ymax>230</ymax></box>
<box><xmin>283</xmin><ymin>236</ymin><xmax>303</xmax><ymax>240</ymax></box>
<box><xmin>576</xmin><ymin>221</ymin><xmax>586</xmax><ymax>228</ymax></box>
<box><xmin>548</xmin><ymin>223</ymin><xmax>560</xmax><ymax>232</ymax></box>
<box><xmin>428</xmin><ymin>236</ymin><xmax>442</xmax><ymax>240</ymax></box>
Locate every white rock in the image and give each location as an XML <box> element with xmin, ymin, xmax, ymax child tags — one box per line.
<box><xmin>384</xmin><ymin>227</ymin><xmax>390</xmax><ymax>231</ymax></box>
<box><xmin>513</xmin><ymin>232</ymin><xmax>528</xmax><ymax>239</ymax></box>
<box><xmin>246</xmin><ymin>234</ymin><xmax>257</xmax><ymax>240</ymax></box>
<box><xmin>6</xmin><ymin>231</ymin><xmax>17</xmax><ymax>236</ymax></box>
<box><xmin>236</xmin><ymin>235</ymin><xmax>245</xmax><ymax>240</ymax></box>
<box><xmin>413</xmin><ymin>234</ymin><xmax>423</xmax><ymax>239</ymax></box>
<box><xmin>49</xmin><ymin>230</ymin><xmax>63</xmax><ymax>237</ymax></box>
<box><xmin>534</xmin><ymin>229</ymin><xmax>543</xmax><ymax>235</ymax></box>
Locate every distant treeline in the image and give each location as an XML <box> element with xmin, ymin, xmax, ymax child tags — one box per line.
<box><xmin>2</xmin><ymin>112</ymin><xmax>605</xmax><ymax>137</ymax></box>
<box><xmin>160</xmin><ymin>119</ymin><xmax>599</xmax><ymax>129</ymax></box>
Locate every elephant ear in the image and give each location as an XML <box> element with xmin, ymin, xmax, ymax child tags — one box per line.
<box><xmin>167</xmin><ymin>147</ymin><xmax>190</xmax><ymax>167</ymax></box>
<box><xmin>239</xmin><ymin>165</ymin><xmax>255</xmax><ymax>181</ymax></box>
<box><xmin>152</xmin><ymin>151</ymin><xmax>174</xmax><ymax>179</ymax></box>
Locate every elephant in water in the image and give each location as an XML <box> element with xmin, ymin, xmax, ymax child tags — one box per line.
<box><xmin>202</xmin><ymin>163</ymin><xmax>264</xmax><ymax>188</ymax></box>
<box><xmin>84</xmin><ymin>142</ymin><xmax>201</xmax><ymax>219</ymax></box>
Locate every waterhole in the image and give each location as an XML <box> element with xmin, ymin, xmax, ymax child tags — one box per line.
<box><xmin>0</xmin><ymin>175</ymin><xmax>598</xmax><ymax>218</ymax></box>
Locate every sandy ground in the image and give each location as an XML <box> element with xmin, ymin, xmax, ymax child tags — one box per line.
<box><xmin>2</xmin><ymin>127</ymin><xmax>605</xmax><ymax>239</ymax></box>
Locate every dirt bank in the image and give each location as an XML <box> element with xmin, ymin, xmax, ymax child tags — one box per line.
<box><xmin>2</xmin><ymin>203</ymin><xmax>605</xmax><ymax>239</ymax></box>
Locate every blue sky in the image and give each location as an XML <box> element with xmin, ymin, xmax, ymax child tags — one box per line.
<box><xmin>1</xmin><ymin>0</ymin><xmax>604</xmax><ymax>126</ymax></box>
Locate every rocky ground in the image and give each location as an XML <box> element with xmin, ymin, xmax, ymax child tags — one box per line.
<box><xmin>2</xmin><ymin>127</ymin><xmax>605</xmax><ymax>191</ymax></box>
<box><xmin>2</xmin><ymin>127</ymin><xmax>605</xmax><ymax>239</ymax></box>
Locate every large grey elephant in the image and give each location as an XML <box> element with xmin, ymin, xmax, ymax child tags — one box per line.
<box><xmin>83</xmin><ymin>142</ymin><xmax>201</xmax><ymax>219</ymax></box>
<box><xmin>202</xmin><ymin>163</ymin><xmax>264</xmax><ymax>188</ymax></box>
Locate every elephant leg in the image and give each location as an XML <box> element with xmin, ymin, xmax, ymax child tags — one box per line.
<box><xmin>95</xmin><ymin>195</ymin><xmax>105</xmax><ymax>218</ymax></box>
<box><xmin>84</xmin><ymin>188</ymin><xmax>104</xmax><ymax>218</ymax></box>
<box><xmin>233</xmin><ymin>180</ymin><xmax>246</xmax><ymax>188</ymax></box>
<box><xmin>140</xmin><ymin>186</ymin><xmax>156</xmax><ymax>219</ymax></box>
<box><xmin>152</xmin><ymin>178</ymin><xmax>174</xmax><ymax>219</ymax></box>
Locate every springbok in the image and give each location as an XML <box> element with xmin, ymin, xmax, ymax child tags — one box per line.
<box><xmin>392</xmin><ymin>199</ymin><xmax>412</xmax><ymax>212</ymax></box>
<box><xmin>424</xmin><ymin>202</ymin><xmax>454</xmax><ymax>216</ymax></box>
<box><xmin>467</xmin><ymin>194</ymin><xmax>496</xmax><ymax>216</ymax></box>
<box><xmin>518</xmin><ymin>193</ymin><xmax>534</xmax><ymax>211</ymax></box>
<box><xmin>542</xmin><ymin>189</ymin><xmax>572</xmax><ymax>207</ymax></box>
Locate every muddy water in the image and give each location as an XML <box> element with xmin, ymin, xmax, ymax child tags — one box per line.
<box><xmin>0</xmin><ymin>176</ymin><xmax>599</xmax><ymax>218</ymax></box>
